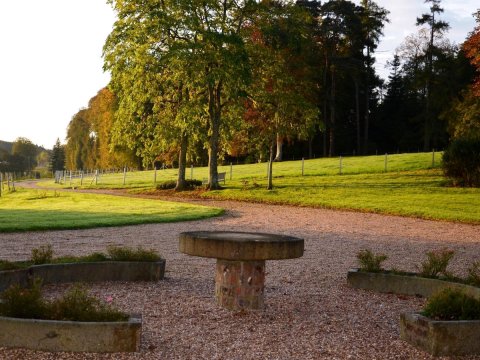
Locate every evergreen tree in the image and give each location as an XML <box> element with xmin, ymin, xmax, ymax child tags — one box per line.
<box><xmin>50</xmin><ymin>138</ymin><xmax>65</xmax><ymax>172</ymax></box>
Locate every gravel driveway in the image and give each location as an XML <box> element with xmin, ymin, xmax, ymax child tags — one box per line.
<box><xmin>1</xmin><ymin>192</ymin><xmax>479</xmax><ymax>359</ymax></box>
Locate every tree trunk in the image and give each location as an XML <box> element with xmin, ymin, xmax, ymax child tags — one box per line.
<box><xmin>322</xmin><ymin>55</ymin><xmax>329</xmax><ymax>157</ymax></box>
<box><xmin>363</xmin><ymin>47</ymin><xmax>370</xmax><ymax>155</ymax></box>
<box><xmin>267</xmin><ymin>140</ymin><xmax>274</xmax><ymax>190</ymax></box>
<box><xmin>354</xmin><ymin>78</ymin><xmax>361</xmax><ymax>155</ymax></box>
<box><xmin>274</xmin><ymin>134</ymin><xmax>283</xmax><ymax>162</ymax></box>
<box><xmin>207</xmin><ymin>82</ymin><xmax>221</xmax><ymax>190</ymax></box>
<box><xmin>175</xmin><ymin>132</ymin><xmax>188</xmax><ymax>191</ymax></box>
<box><xmin>329</xmin><ymin>65</ymin><xmax>336</xmax><ymax>157</ymax></box>
<box><xmin>308</xmin><ymin>137</ymin><xmax>313</xmax><ymax>159</ymax></box>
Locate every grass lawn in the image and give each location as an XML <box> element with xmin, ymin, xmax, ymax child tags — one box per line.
<box><xmin>0</xmin><ymin>188</ymin><xmax>223</xmax><ymax>232</ymax></box>
<box><xmin>31</xmin><ymin>152</ymin><xmax>480</xmax><ymax>224</ymax></box>
<box><xmin>202</xmin><ymin>169</ymin><xmax>480</xmax><ymax>224</ymax></box>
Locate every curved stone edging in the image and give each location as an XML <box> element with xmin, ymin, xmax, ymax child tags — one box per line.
<box><xmin>400</xmin><ymin>312</ymin><xmax>480</xmax><ymax>356</ymax></box>
<box><xmin>0</xmin><ymin>314</ymin><xmax>142</xmax><ymax>353</ymax></box>
<box><xmin>0</xmin><ymin>260</ymin><xmax>166</xmax><ymax>292</ymax></box>
<box><xmin>346</xmin><ymin>268</ymin><xmax>480</xmax><ymax>299</ymax></box>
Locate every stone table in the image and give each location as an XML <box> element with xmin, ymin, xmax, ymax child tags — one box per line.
<box><xmin>179</xmin><ymin>231</ymin><xmax>304</xmax><ymax>310</ymax></box>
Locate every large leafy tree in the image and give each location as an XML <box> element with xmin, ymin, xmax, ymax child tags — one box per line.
<box><xmin>245</xmin><ymin>1</ymin><xmax>318</xmax><ymax>188</ymax></box>
<box><xmin>463</xmin><ymin>10</ymin><xmax>480</xmax><ymax>96</ymax></box>
<box><xmin>12</xmin><ymin>137</ymin><xmax>38</xmax><ymax>171</ymax></box>
<box><xmin>104</xmin><ymin>0</ymin><xmax>257</xmax><ymax>190</ymax></box>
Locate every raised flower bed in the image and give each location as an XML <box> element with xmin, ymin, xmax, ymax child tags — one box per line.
<box><xmin>0</xmin><ymin>314</ymin><xmax>142</xmax><ymax>353</ymax></box>
<box><xmin>400</xmin><ymin>312</ymin><xmax>480</xmax><ymax>356</ymax></box>
<box><xmin>0</xmin><ymin>245</ymin><xmax>164</xmax><ymax>352</ymax></box>
<box><xmin>347</xmin><ymin>268</ymin><xmax>480</xmax><ymax>299</ymax></box>
<box><xmin>348</xmin><ymin>249</ymin><xmax>480</xmax><ymax>356</ymax></box>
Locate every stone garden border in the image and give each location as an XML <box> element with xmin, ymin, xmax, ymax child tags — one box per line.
<box><xmin>0</xmin><ymin>260</ymin><xmax>166</xmax><ymax>291</ymax></box>
<box><xmin>0</xmin><ymin>260</ymin><xmax>165</xmax><ymax>352</ymax></box>
<box><xmin>400</xmin><ymin>312</ymin><xmax>480</xmax><ymax>356</ymax></box>
<box><xmin>348</xmin><ymin>268</ymin><xmax>480</xmax><ymax>356</ymax></box>
<box><xmin>0</xmin><ymin>314</ymin><xmax>142</xmax><ymax>353</ymax></box>
<box><xmin>346</xmin><ymin>268</ymin><xmax>480</xmax><ymax>299</ymax></box>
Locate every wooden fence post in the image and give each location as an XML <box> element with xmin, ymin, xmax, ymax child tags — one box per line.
<box><xmin>339</xmin><ymin>156</ymin><xmax>343</xmax><ymax>175</ymax></box>
<box><xmin>302</xmin><ymin>158</ymin><xmax>304</xmax><ymax>176</ymax></box>
<box><xmin>384</xmin><ymin>153</ymin><xmax>388</xmax><ymax>172</ymax></box>
<box><xmin>230</xmin><ymin>162</ymin><xmax>233</xmax><ymax>180</ymax></box>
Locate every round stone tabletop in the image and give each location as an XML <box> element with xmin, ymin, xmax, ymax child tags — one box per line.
<box><xmin>179</xmin><ymin>231</ymin><xmax>304</xmax><ymax>261</ymax></box>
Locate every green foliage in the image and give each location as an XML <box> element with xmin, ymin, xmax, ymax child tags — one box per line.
<box><xmin>466</xmin><ymin>261</ymin><xmax>480</xmax><ymax>287</ymax></box>
<box><xmin>0</xmin><ymin>260</ymin><xmax>23</xmax><ymax>271</ymax></box>
<box><xmin>49</xmin><ymin>284</ymin><xmax>128</xmax><ymax>322</ymax></box>
<box><xmin>49</xmin><ymin>138</ymin><xmax>65</xmax><ymax>172</ymax></box>
<box><xmin>357</xmin><ymin>249</ymin><xmax>388</xmax><ymax>272</ymax></box>
<box><xmin>423</xmin><ymin>288</ymin><xmax>480</xmax><ymax>320</ymax></box>
<box><xmin>419</xmin><ymin>248</ymin><xmax>455</xmax><ymax>278</ymax></box>
<box><xmin>31</xmin><ymin>244</ymin><xmax>54</xmax><ymax>265</ymax></box>
<box><xmin>53</xmin><ymin>253</ymin><xmax>108</xmax><ymax>265</ymax></box>
<box><xmin>0</xmin><ymin>281</ymin><xmax>128</xmax><ymax>322</ymax></box>
<box><xmin>442</xmin><ymin>138</ymin><xmax>480</xmax><ymax>187</ymax></box>
<box><xmin>107</xmin><ymin>246</ymin><xmax>161</xmax><ymax>262</ymax></box>
<box><xmin>0</xmin><ymin>278</ymin><xmax>47</xmax><ymax>319</ymax></box>
<box><xmin>156</xmin><ymin>179</ymin><xmax>202</xmax><ymax>190</ymax></box>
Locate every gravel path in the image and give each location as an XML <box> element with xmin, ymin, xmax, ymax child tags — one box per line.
<box><xmin>1</xmin><ymin>188</ymin><xmax>480</xmax><ymax>359</ymax></box>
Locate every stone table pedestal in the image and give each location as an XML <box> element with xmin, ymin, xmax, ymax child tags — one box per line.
<box><xmin>179</xmin><ymin>231</ymin><xmax>304</xmax><ymax>310</ymax></box>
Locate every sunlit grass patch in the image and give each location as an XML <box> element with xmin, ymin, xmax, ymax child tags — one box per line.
<box><xmin>0</xmin><ymin>189</ymin><xmax>223</xmax><ymax>232</ymax></box>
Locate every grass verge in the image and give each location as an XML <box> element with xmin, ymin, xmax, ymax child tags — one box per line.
<box><xmin>0</xmin><ymin>188</ymin><xmax>223</xmax><ymax>232</ymax></box>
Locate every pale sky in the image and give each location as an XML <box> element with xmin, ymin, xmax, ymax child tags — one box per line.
<box><xmin>0</xmin><ymin>1</ymin><xmax>478</xmax><ymax>149</ymax></box>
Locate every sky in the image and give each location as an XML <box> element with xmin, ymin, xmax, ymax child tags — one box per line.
<box><xmin>0</xmin><ymin>1</ymin><xmax>478</xmax><ymax>149</ymax></box>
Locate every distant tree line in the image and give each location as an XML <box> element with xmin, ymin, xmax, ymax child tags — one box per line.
<box><xmin>0</xmin><ymin>138</ymin><xmax>50</xmax><ymax>174</ymax></box>
<box><xmin>62</xmin><ymin>0</ymin><xmax>479</xmax><ymax>190</ymax></box>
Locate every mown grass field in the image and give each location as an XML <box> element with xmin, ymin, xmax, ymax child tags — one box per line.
<box><xmin>31</xmin><ymin>152</ymin><xmax>480</xmax><ymax>224</ymax></box>
<box><xmin>0</xmin><ymin>189</ymin><xmax>223</xmax><ymax>232</ymax></box>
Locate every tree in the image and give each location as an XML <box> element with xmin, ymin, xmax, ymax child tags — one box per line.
<box><xmin>416</xmin><ymin>0</ymin><xmax>450</xmax><ymax>150</ymax></box>
<box><xmin>359</xmin><ymin>0</ymin><xmax>389</xmax><ymax>154</ymax></box>
<box><xmin>104</xmin><ymin>0</ymin><xmax>256</xmax><ymax>190</ymax></box>
<box><xmin>12</xmin><ymin>137</ymin><xmax>38</xmax><ymax>171</ymax></box>
<box><xmin>315</xmin><ymin>0</ymin><xmax>364</xmax><ymax>156</ymax></box>
<box><xmin>245</xmin><ymin>1</ymin><xmax>318</xmax><ymax>189</ymax></box>
<box><xmin>65</xmin><ymin>109</ymin><xmax>94</xmax><ymax>170</ymax></box>
<box><xmin>49</xmin><ymin>138</ymin><xmax>65</xmax><ymax>172</ymax></box>
<box><xmin>463</xmin><ymin>10</ymin><xmax>480</xmax><ymax>96</ymax></box>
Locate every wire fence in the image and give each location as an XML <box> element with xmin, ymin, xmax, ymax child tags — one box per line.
<box><xmin>49</xmin><ymin>151</ymin><xmax>442</xmax><ymax>189</ymax></box>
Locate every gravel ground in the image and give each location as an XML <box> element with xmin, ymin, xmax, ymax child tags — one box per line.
<box><xmin>1</xmin><ymin>194</ymin><xmax>480</xmax><ymax>359</ymax></box>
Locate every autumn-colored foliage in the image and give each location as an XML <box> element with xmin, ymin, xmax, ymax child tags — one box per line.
<box><xmin>463</xmin><ymin>10</ymin><xmax>480</xmax><ymax>96</ymax></box>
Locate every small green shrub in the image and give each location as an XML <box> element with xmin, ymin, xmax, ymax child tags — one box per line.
<box><xmin>419</xmin><ymin>248</ymin><xmax>455</xmax><ymax>278</ymax></box>
<box><xmin>0</xmin><ymin>281</ymin><xmax>128</xmax><ymax>322</ymax></box>
<box><xmin>156</xmin><ymin>179</ymin><xmax>203</xmax><ymax>190</ymax></box>
<box><xmin>50</xmin><ymin>284</ymin><xmax>128</xmax><ymax>322</ymax></box>
<box><xmin>356</xmin><ymin>249</ymin><xmax>388</xmax><ymax>272</ymax></box>
<box><xmin>31</xmin><ymin>244</ymin><xmax>54</xmax><ymax>265</ymax></box>
<box><xmin>466</xmin><ymin>261</ymin><xmax>480</xmax><ymax>287</ymax></box>
<box><xmin>107</xmin><ymin>245</ymin><xmax>161</xmax><ymax>262</ymax></box>
<box><xmin>156</xmin><ymin>180</ymin><xmax>176</xmax><ymax>190</ymax></box>
<box><xmin>53</xmin><ymin>252</ymin><xmax>108</xmax><ymax>264</ymax></box>
<box><xmin>0</xmin><ymin>278</ymin><xmax>48</xmax><ymax>319</ymax></box>
<box><xmin>0</xmin><ymin>260</ymin><xmax>23</xmax><ymax>271</ymax></box>
<box><xmin>423</xmin><ymin>288</ymin><xmax>480</xmax><ymax>320</ymax></box>
<box><xmin>442</xmin><ymin>138</ymin><xmax>480</xmax><ymax>187</ymax></box>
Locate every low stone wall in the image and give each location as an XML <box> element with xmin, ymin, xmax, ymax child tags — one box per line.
<box><xmin>347</xmin><ymin>268</ymin><xmax>480</xmax><ymax>299</ymax></box>
<box><xmin>400</xmin><ymin>312</ymin><xmax>480</xmax><ymax>356</ymax></box>
<box><xmin>0</xmin><ymin>260</ymin><xmax>166</xmax><ymax>291</ymax></box>
<box><xmin>0</xmin><ymin>314</ymin><xmax>142</xmax><ymax>353</ymax></box>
